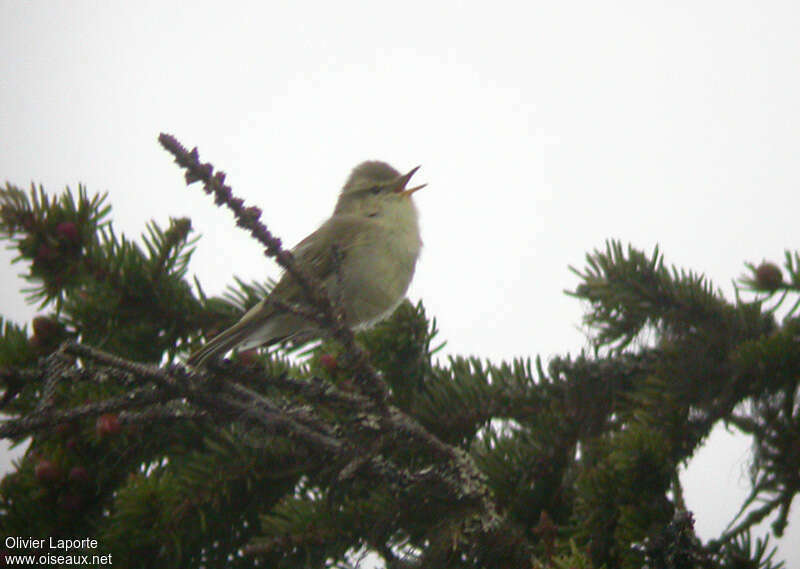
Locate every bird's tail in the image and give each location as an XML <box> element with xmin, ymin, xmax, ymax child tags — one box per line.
<box><xmin>187</xmin><ymin>319</ymin><xmax>258</xmax><ymax>368</ymax></box>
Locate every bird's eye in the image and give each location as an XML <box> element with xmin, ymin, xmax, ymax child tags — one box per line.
<box><xmin>369</xmin><ymin>186</ymin><xmax>381</xmax><ymax>195</ymax></box>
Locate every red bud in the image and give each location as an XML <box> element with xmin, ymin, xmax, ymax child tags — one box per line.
<box><xmin>36</xmin><ymin>244</ymin><xmax>57</xmax><ymax>262</ymax></box>
<box><xmin>56</xmin><ymin>221</ymin><xmax>79</xmax><ymax>242</ymax></box>
<box><xmin>96</xmin><ymin>414</ymin><xmax>122</xmax><ymax>438</ymax></box>
<box><xmin>68</xmin><ymin>466</ymin><xmax>90</xmax><ymax>484</ymax></box>
<box><xmin>755</xmin><ymin>262</ymin><xmax>783</xmax><ymax>291</ymax></box>
<box><xmin>319</xmin><ymin>354</ymin><xmax>338</xmax><ymax>373</ymax></box>
<box><xmin>32</xmin><ymin>315</ymin><xmax>61</xmax><ymax>339</ymax></box>
<box><xmin>60</xmin><ymin>491</ymin><xmax>83</xmax><ymax>511</ymax></box>
<box><xmin>34</xmin><ymin>459</ymin><xmax>62</xmax><ymax>484</ymax></box>
<box><xmin>236</xmin><ymin>349</ymin><xmax>259</xmax><ymax>366</ymax></box>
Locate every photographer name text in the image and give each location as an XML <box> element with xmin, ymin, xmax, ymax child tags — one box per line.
<box><xmin>6</xmin><ymin>537</ymin><xmax>100</xmax><ymax>551</ymax></box>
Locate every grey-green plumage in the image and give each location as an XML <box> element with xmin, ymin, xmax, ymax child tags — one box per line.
<box><xmin>187</xmin><ymin>161</ymin><xmax>425</xmax><ymax>367</ymax></box>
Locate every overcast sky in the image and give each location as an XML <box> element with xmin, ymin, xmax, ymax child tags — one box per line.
<box><xmin>2</xmin><ymin>1</ymin><xmax>799</xmax><ymax>565</ymax></box>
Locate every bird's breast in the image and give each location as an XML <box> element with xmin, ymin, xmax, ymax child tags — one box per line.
<box><xmin>341</xmin><ymin>221</ymin><xmax>421</xmax><ymax>325</ymax></box>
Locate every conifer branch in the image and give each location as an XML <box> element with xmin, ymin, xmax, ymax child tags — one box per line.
<box><xmin>157</xmin><ymin>134</ymin><xmax>503</xmax><ymax>536</ymax></box>
<box><xmin>158</xmin><ymin>132</ymin><xmax>388</xmax><ymax>401</ymax></box>
<box><xmin>2</xmin><ymin>338</ymin><xmax>503</xmax><ymax>542</ymax></box>
<box><xmin>5</xmin><ymin>156</ymin><xmax>798</xmax><ymax>566</ymax></box>
<box><xmin>0</xmin><ymin>385</ymin><xmax>171</xmax><ymax>439</ymax></box>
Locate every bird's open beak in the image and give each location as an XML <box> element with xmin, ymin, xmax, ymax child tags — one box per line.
<box><xmin>394</xmin><ymin>166</ymin><xmax>426</xmax><ymax>197</ymax></box>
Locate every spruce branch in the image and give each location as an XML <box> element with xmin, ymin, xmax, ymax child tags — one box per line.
<box><xmin>157</xmin><ymin>133</ymin><xmax>502</xmax><ymax>537</ymax></box>
<box><xmin>0</xmin><ymin>383</ymin><xmax>171</xmax><ymax>439</ymax></box>
<box><xmin>568</xmin><ymin>240</ymin><xmax>730</xmax><ymax>351</ymax></box>
<box><xmin>6</xmin><ymin>145</ymin><xmax>799</xmax><ymax>567</ymax></box>
<box><xmin>158</xmin><ymin>132</ymin><xmax>387</xmax><ymax>400</ymax></box>
<box><xmin>64</xmin><ymin>341</ymin><xmax>344</xmax><ymax>453</ymax></box>
<box><xmin>3</xmin><ymin>337</ymin><xmax>503</xmax><ymax>548</ymax></box>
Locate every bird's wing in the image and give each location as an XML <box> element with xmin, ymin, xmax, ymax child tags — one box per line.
<box><xmin>186</xmin><ymin>314</ymin><xmax>266</xmax><ymax>366</ymax></box>
<box><xmin>265</xmin><ymin>214</ymin><xmax>371</xmax><ymax>304</ymax></box>
<box><xmin>187</xmin><ymin>215</ymin><xmax>372</xmax><ymax>366</ymax></box>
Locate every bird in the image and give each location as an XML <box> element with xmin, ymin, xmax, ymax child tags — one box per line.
<box><xmin>187</xmin><ymin>161</ymin><xmax>425</xmax><ymax>367</ymax></box>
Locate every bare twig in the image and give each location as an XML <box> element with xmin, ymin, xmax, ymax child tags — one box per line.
<box><xmin>158</xmin><ymin>133</ymin><xmax>388</xmax><ymax>400</ymax></box>
<box><xmin>118</xmin><ymin>403</ymin><xmax>208</xmax><ymax>426</ymax></box>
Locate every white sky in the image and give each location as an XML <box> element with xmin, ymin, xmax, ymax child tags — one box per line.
<box><xmin>1</xmin><ymin>0</ymin><xmax>799</xmax><ymax>565</ymax></box>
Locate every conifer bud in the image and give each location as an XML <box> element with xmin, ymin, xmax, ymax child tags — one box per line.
<box><xmin>56</xmin><ymin>221</ymin><xmax>79</xmax><ymax>242</ymax></box>
<box><xmin>236</xmin><ymin>349</ymin><xmax>258</xmax><ymax>366</ymax></box>
<box><xmin>21</xmin><ymin>212</ymin><xmax>36</xmax><ymax>231</ymax></box>
<box><xmin>34</xmin><ymin>459</ymin><xmax>62</xmax><ymax>484</ymax></box>
<box><xmin>55</xmin><ymin>422</ymin><xmax>75</xmax><ymax>437</ymax></box>
<box><xmin>68</xmin><ymin>466</ymin><xmax>90</xmax><ymax>484</ymax></box>
<box><xmin>319</xmin><ymin>353</ymin><xmax>338</xmax><ymax>373</ymax></box>
<box><xmin>60</xmin><ymin>492</ymin><xmax>83</xmax><ymax>511</ymax></box>
<box><xmin>35</xmin><ymin>244</ymin><xmax>57</xmax><ymax>262</ymax></box>
<box><xmin>32</xmin><ymin>315</ymin><xmax>61</xmax><ymax>341</ymax></box>
<box><xmin>96</xmin><ymin>414</ymin><xmax>122</xmax><ymax>438</ymax></box>
<box><xmin>755</xmin><ymin>262</ymin><xmax>783</xmax><ymax>291</ymax></box>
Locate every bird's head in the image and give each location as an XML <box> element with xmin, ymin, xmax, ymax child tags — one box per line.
<box><xmin>334</xmin><ymin>161</ymin><xmax>425</xmax><ymax>221</ymax></box>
